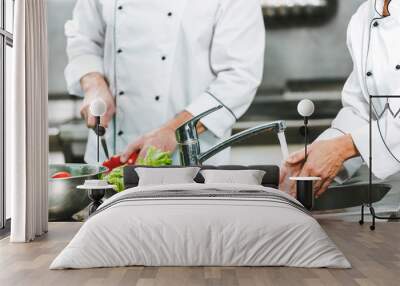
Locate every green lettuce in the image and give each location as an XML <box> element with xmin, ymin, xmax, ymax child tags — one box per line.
<box><xmin>136</xmin><ymin>146</ymin><xmax>173</xmax><ymax>167</ymax></box>
<box><xmin>104</xmin><ymin>147</ymin><xmax>173</xmax><ymax>192</ymax></box>
<box><xmin>103</xmin><ymin>166</ymin><xmax>124</xmax><ymax>193</ymax></box>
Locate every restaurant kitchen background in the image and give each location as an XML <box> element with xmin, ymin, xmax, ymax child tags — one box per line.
<box><xmin>47</xmin><ymin>0</ymin><xmax>400</xmax><ymax>221</ymax></box>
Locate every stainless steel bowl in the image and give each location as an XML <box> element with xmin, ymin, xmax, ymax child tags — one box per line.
<box><xmin>48</xmin><ymin>164</ymin><xmax>109</xmax><ymax>221</ymax></box>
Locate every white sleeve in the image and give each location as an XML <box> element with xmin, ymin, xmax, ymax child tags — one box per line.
<box><xmin>330</xmin><ymin>17</ymin><xmax>370</xmax><ymax>135</ymax></box>
<box><xmin>185</xmin><ymin>0</ymin><xmax>265</xmax><ymax>138</ymax></box>
<box><xmin>340</xmin><ymin>17</ymin><xmax>400</xmax><ymax>179</ymax></box>
<box><xmin>64</xmin><ymin>0</ymin><xmax>106</xmax><ymax>96</ymax></box>
<box><xmin>320</xmin><ymin>16</ymin><xmax>400</xmax><ymax>180</ymax></box>
<box><xmin>317</xmin><ymin>18</ymin><xmax>368</xmax><ymax>182</ymax></box>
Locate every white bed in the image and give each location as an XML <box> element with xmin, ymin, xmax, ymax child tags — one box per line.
<box><xmin>50</xmin><ymin>183</ymin><xmax>350</xmax><ymax>269</ymax></box>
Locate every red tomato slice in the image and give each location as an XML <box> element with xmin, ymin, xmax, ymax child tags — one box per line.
<box><xmin>51</xmin><ymin>171</ymin><xmax>72</xmax><ymax>179</ymax></box>
<box><xmin>102</xmin><ymin>151</ymin><xmax>139</xmax><ymax>172</ymax></box>
<box><xmin>127</xmin><ymin>152</ymin><xmax>139</xmax><ymax>165</ymax></box>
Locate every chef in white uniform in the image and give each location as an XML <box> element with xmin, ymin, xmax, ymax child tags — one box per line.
<box><xmin>281</xmin><ymin>0</ymin><xmax>400</xmax><ymax>196</ymax></box>
<box><xmin>64</xmin><ymin>0</ymin><xmax>265</xmax><ymax>164</ymax></box>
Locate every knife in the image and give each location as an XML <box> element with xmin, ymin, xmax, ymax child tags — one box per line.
<box><xmin>93</xmin><ymin>125</ymin><xmax>110</xmax><ymax>160</ymax></box>
<box><xmin>101</xmin><ymin>137</ymin><xmax>110</xmax><ymax>160</ymax></box>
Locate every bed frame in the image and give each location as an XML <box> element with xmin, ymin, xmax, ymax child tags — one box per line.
<box><xmin>123</xmin><ymin>165</ymin><xmax>280</xmax><ymax>189</ymax></box>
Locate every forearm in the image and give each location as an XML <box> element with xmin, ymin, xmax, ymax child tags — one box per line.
<box><xmin>80</xmin><ymin>72</ymin><xmax>109</xmax><ymax>94</ymax></box>
<box><xmin>336</xmin><ymin>134</ymin><xmax>359</xmax><ymax>161</ymax></box>
<box><xmin>163</xmin><ymin>111</ymin><xmax>206</xmax><ymax>134</ymax></box>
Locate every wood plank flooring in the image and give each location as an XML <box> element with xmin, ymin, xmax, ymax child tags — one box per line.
<box><xmin>0</xmin><ymin>221</ymin><xmax>399</xmax><ymax>286</ymax></box>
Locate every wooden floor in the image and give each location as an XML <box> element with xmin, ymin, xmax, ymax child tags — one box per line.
<box><xmin>0</xmin><ymin>221</ymin><xmax>399</xmax><ymax>286</ymax></box>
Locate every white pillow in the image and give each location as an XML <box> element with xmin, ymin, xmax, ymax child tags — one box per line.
<box><xmin>200</xmin><ymin>169</ymin><xmax>266</xmax><ymax>185</ymax></box>
<box><xmin>136</xmin><ymin>167</ymin><xmax>200</xmax><ymax>186</ymax></box>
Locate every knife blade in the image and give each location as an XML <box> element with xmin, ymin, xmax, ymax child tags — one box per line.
<box><xmin>101</xmin><ymin>137</ymin><xmax>110</xmax><ymax>160</ymax></box>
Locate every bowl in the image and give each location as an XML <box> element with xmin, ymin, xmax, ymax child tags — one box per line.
<box><xmin>48</xmin><ymin>164</ymin><xmax>110</xmax><ymax>221</ymax></box>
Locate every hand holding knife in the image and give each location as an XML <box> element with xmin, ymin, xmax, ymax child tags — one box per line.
<box><xmin>89</xmin><ymin>98</ymin><xmax>139</xmax><ymax>170</ymax></box>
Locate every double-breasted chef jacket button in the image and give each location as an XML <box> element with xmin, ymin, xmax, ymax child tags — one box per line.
<box><xmin>366</xmin><ymin>71</ymin><xmax>373</xmax><ymax>77</ymax></box>
<box><xmin>117</xmin><ymin>49</ymin><xmax>123</xmax><ymax>54</ymax></box>
<box><xmin>118</xmin><ymin>5</ymin><xmax>123</xmax><ymax>10</ymax></box>
<box><xmin>119</xmin><ymin>91</ymin><xmax>125</xmax><ymax>96</ymax></box>
<box><xmin>168</xmin><ymin>12</ymin><xmax>173</xmax><ymax>17</ymax></box>
<box><xmin>373</xmin><ymin>21</ymin><xmax>379</xmax><ymax>27</ymax></box>
<box><xmin>396</xmin><ymin>65</ymin><xmax>400</xmax><ymax>70</ymax></box>
<box><xmin>161</xmin><ymin>56</ymin><xmax>167</xmax><ymax>61</ymax></box>
<box><xmin>155</xmin><ymin>95</ymin><xmax>160</xmax><ymax>101</ymax></box>
<box><xmin>118</xmin><ymin>130</ymin><xmax>124</xmax><ymax>136</ymax></box>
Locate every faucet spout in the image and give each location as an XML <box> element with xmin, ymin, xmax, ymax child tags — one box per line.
<box><xmin>175</xmin><ymin>105</ymin><xmax>287</xmax><ymax>166</ymax></box>
<box><xmin>199</xmin><ymin>121</ymin><xmax>287</xmax><ymax>164</ymax></box>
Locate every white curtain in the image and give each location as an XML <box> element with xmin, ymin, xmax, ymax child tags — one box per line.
<box><xmin>8</xmin><ymin>0</ymin><xmax>49</xmax><ymax>242</ymax></box>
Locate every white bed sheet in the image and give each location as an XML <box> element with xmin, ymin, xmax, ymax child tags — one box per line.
<box><xmin>50</xmin><ymin>183</ymin><xmax>350</xmax><ymax>269</ymax></box>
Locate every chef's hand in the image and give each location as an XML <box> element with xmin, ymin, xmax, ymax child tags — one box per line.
<box><xmin>120</xmin><ymin>111</ymin><xmax>206</xmax><ymax>163</ymax></box>
<box><xmin>121</xmin><ymin>126</ymin><xmax>177</xmax><ymax>162</ymax></box>
<box><xmin>80</xmin><ymin>72</ymin><xmax>116</xmax><ymax>128</ymax></box>
<box><xmin>282</xmin><ymin>134</ymin><xmax>359</xmax><ymax>197</ymax></box>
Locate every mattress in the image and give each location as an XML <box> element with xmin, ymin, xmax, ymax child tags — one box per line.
<box><xmin>50</xmin><ymin>183</ymin><xmax>351</xmax><ymax>269</ymax></box>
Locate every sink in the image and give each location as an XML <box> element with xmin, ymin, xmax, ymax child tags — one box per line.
<box><xmin>313</xmin><ymin>183</ymin><xmax>391</xmax><ymax>211</ymax></box>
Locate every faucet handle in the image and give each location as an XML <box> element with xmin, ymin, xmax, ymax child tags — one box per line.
<box><xmin>190</xmin><ymin>105</ymin><xmax>223</xmax><ymax>127</ymax></box>
<box><xmin>176</xmin><ymin>105</ymin><xmax>223</xmax><ymax>143</ymax></box>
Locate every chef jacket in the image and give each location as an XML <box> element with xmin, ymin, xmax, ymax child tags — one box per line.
<box><xmin>64</xmin><ymin>0</ymin><xmax>265</xmax><ymax>164</ymax></box>
<box><xmin>319</xmin><ymin>0</ymin><xmax>400</xmax><ymax>180</ymax></box>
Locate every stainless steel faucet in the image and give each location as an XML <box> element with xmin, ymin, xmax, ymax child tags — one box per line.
<box><xmin>176</xmin><ymin>105</ymin><xmax>287</xmax><ymax>166</ymax></box>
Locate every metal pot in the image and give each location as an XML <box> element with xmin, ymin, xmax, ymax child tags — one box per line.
<box><xmin>48</xmin><ymin>164</ymin><xmax>109</xmax><ymax>221</ymax></box>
